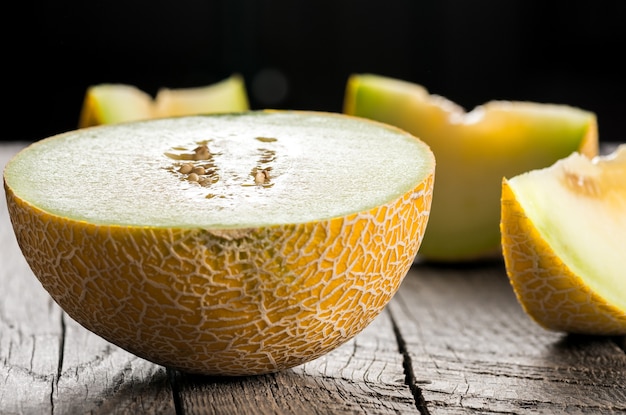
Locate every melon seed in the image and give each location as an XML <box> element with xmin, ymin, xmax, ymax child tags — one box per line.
<box><xmin>179</xmin><ymin>163</ymin><xmax>194</xmax><ymax>174</ymax></box>
<box><xmin>194</xmin><ymin>145</ymin><xmax>210</xmax><ymax>160</ymax></box>
<box><xmin>254</xmin><ymin>169</ymin><xmax>270</xmax><ymax>185</ymax></box>
<box><xmin>193</xmin><ymin>166</ymin><xmax>206</xmax><ymax>175</ymax></box>
<box><xmin>188</xmin><ymin>173</ymin><xmax>199</xmax><ymax>182</ymax></box>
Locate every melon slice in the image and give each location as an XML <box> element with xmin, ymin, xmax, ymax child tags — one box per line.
<box><xmin>3</xmin><ymin>110</ymin><xmax>435</xmax><ymax>376</ymax></box>
<box><xmin>344</xmin><ymin>73</ymin><xmax>598</xmax><ymax>262</ymax></box>
<box><xmin>154</xmin><ymin>74</ymin><xmax>249</xmax><ymax>118</ymax></box>
<box><xmin>78</xmin><ymin>83</ymin><xmax>155</xmax><ymax>127</ymax></box>
<box><xmin>501</xmin><ymin>145</ymin><xmax>626</xmax><ymax>335</ymax></box>
<box><xmin>78</xmin><ymin>74</ymin><xmax>249</xmax><ymax>128</ymax></box>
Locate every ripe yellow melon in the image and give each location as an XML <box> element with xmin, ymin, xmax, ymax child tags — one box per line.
<box><xmin>153</xmin><ymin>74</ymin><xmax>249</xmax><ymax>118</ymax></box>
<box><xmin>3</xmin><ymin>111</ymin><xmax>435</xmax><ymax>376</ymax></box>
<box><xmin>501</xmin><ymin>145</ymin><xmax>626</xmax><ymax>335</ymax></box>
<box><xmin>344</xmin><ymin>73</ymin><xmax>598</xmax><ymax>262</ymax></box>
<box><xmin>78</xmin><ymin>74</ymin><xmax>249</xmax><ymax>128</ymax></box>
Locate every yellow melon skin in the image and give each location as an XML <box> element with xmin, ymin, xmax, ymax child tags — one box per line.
<box><xmin>5</xmin><ymin>170</ymin><xmax>433</xmax><ymax>376</ymax></box>
<box><xmin>500</xmin><ymin>149</ymin><xmax>626</xmax><ymax>335</ymax></box>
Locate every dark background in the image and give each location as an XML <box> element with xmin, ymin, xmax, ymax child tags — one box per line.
<box><xmin>6</xmin><ymin>0</ymin><xmax>626</xmax><ymax>142</ymax></box>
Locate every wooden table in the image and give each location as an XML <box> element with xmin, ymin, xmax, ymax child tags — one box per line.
<box><xmin>1</xmin><ymin>142</ymin><xmax>624</xmax><ymax>414</ymax></box>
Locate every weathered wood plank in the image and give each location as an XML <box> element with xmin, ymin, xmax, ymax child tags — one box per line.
<box><xmin>53</xmin><ymin>317</ymin><xmax>175</xmax><ymax>414</ymax></box>
<box><xmin>391</xmin><ymin>264</ymin><xmax>626</xmax><ymax>414</ymax></box>
<box><xmin>173</xmin><ymin>309</ymin><xmax>418</xmax><ymax>415</ymax></box>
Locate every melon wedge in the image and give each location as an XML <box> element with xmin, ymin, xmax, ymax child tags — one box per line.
<box><xmin>344</xmin><ymin>73</ymin><xmax>598</xmax><ymax>262</ymax></box>
<box><xmin>154</xmin><ymin>74</ymin><xmax>249</xmax><ymax>118</ymax></box>
<box><xmin>78</xmin><ymin>74</ymin><xmax>249</xmax><ymax>128</ymax></box>
<box><xmin>501</xmin><ymin>145</ymin><xmax>626</xmax><ymax>335</ymax></box>
<box><xmin>3</xmin><ymin>110</ymin><xmax>435</xmax><ymax>376</ymax></box>
<box><xmin>78</xmin><ymin>83</ymin><xmax>155</xmax><ymax>127</ymax></box>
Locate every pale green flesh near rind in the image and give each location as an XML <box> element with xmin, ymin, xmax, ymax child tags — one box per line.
<box><xmin>346</xmin><ymin>74</ymin><xmax>595</xmax><ymax>260</ymax></box>
<box><xmin>93</xmin><ymin>84</ymin><xmax>154</xmax><ymax>124</ymax></box>
<box><xmin>507</xmin><ymin>146</ymin><xmax>626</xmax><ymax>311</ymax></box>
<box><xmin>155</xmin><ymin>74</ymin><xmax>249</xmax><ymax>117</ymax></box>
<box><xmin>4</xmin><ymin>111</ymin><xmax>434</xmax><ymax>228</ymax></box>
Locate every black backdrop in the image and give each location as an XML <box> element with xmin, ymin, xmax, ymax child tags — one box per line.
<box><xmin>6</xmin><ymin>0</ymin><xmax>626</xmax><ymax>143</ymax></box>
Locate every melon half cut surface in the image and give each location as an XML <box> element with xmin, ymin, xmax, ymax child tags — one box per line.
<box><xmin>3</xmin><ymin>110</ymin><xmax>435</xmax><ymax>376</ymax></box>
<box><xmin>501</xmin><ymin>144</ymin><xmax>626</xmax><ymax>335</ymax></box>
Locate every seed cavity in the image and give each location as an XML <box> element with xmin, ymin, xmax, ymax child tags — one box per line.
<box><xmin>563</xmin><ymin>170</ymin><xmax>602</xmax><ymax>198</ymax></box>
<box><xmin>165</xmin><ymin>137</ymin><xmax>279</xmax><ymax>195</ymax></box>
<box><xmin>244</xmin><ymin>147</ymin><xmax>277</xmax><ymax>187</ymax></box>
<box><xmin>166</xmin><ymin>141</ymin><xmax>220</xmax><ymax>189</ymax></box>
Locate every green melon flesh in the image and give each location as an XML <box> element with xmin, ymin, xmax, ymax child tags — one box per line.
<box><xmin>505</xmin><ymin>145</ymin><xmax>626</xmax><ymax>311</ymax></box>
<box><xmin>344</xmin><ymin>73</ymin><xmax>598</xmax><ymax>261</ymax></box>
<box><xmin>5</xmin><ymin>111</ymin><xmax>434</xmax><ymax>228</ymax></box>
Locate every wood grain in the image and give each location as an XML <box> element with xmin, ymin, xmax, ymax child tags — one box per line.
<box><xmin>392</xmin><ymin>264</ymin><xmax>626</xmax><ymax>414</ymax></box>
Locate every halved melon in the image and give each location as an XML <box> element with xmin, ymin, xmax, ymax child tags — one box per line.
<box><xmin>3</xmin><ymin>110</ymin><xmax>435</xmax><ymax>376</ymax></box>
<box><xmin>78</xmin><ymin>74</ymin><xmax>249</xmax><ymax>128</ymax></box>
<box><xmin>344</xmin><ymin>73</ymin><xmax>598</xmax><ymax>262</ymax></box>
<box><xmin>501</xmin><ymin>145</ymin><xmax>626</xmax><ymax>335</ymax></box>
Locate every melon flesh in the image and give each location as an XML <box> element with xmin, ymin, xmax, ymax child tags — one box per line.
<box><xmin>78</xmin><ymin>83</ymin><xmax>154</xmax><ymax>126</ymax></box>
<box><xmin>3</xmin><ymin>110</ymin><xmax>435</xmax><ymax>375</ymax></box>
<box><xmin>501</xmin><ymin>145</ymin><xmax>626</xmax><ymax>334</ymax></box>
<box><xmin>10</xmin><ymin>112</ymin><xmax>429</xmax><ymax>228</ymax></box>
<box><xmin>154</xmin><ymin>74</ymin><xmax>249</xmax><ymax>118</ymax></box>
